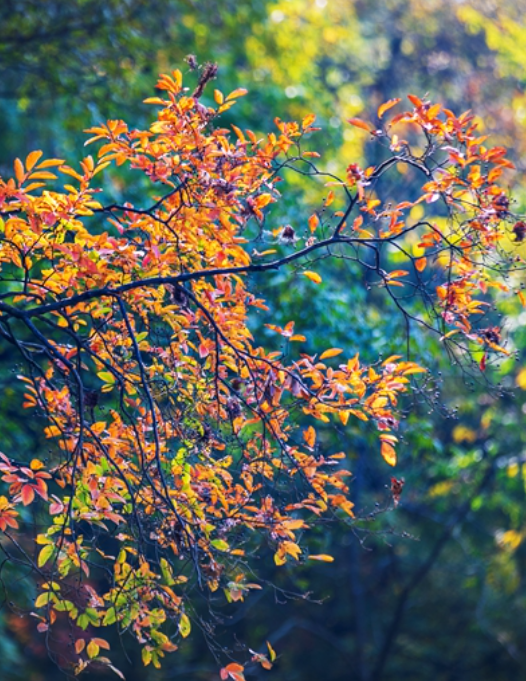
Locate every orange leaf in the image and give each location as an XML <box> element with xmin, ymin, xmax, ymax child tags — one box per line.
<box><xmin>92</xmin><ymin>638</ymin><xmax>110</xmax><ymax>650</ymax></box>
<box><xmin>308</xmin><ymin>554</ymin><xmax>334</xmax><ymax>562</ymax></box>
<box><xmin>308</xmin><ymin>214</ymin><xmax>319</xmax><ymax>232</ymax></box>
<box><xmin>319</xmin><ymin>348</ymin><xmax>343</xmax><ymax>360</ymax></box>
<box><xmin>36</xmin><ymin>158</ymin><xmax>65</xmax><ymax>169</ymax></box>
<box><xmin>381</xmin><ymin>441</ymin><xmax>397</xmax><ymax>467</ymax></box>
<box><xmin>415</xmin><ymin>257</ymin><xmax>427</xmax><ymax>272</ymax></box>
<box><xmin>347</xmin><ymin>118</ymin><xmax>372</xmax><ymax>133</ymax></box>
<box><xmin>14</xmin><ymin>158</ymin><xmax>25</xmax><ymax>183</ymax></box>
<box><xmin>407</xmin><ymin>94</ymin><xmax>423</xmax><ymax>108</ymax></box>
<box><xmin>377</xmin><ymin>98</ymin><xmax>401</xmax><ymax>119</ymax></box>
<box><xmin>28</xmin><ymin>171</ymin><xmax>57</xmax><ymax>180</ymax></box>
<box><xmin>220</xmin><ymin>663</ymin><xmax>245</xmax><ymax>681</ymax></box>
<box><xmin>303</xmin><ymin>426</ymin><xmax>316</xmax><ymax>448</ymax></box>
<box><xmin>25</xmin><ymin>150</ymin><xmax>43</xmax><ymax>171</ymax></box>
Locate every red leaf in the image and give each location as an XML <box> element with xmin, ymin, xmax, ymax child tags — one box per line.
<box><xmin>21</xmin><ymin>484</ymin><xmax>35</xmax><ymax>506</ymax></box>
<box><xmin>407</xmin><ymin>94</ymin><xmax>423</xmax><ymax>108</ymax></box>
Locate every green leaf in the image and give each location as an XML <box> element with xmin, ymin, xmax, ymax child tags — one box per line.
<box><xmin>103</xmin><ymin>607</ymin><xmax>116</xmax><ymax>625</ymax></box>
<box><xmin>142</xmin><ymin>647</ymin><xmax>152</xmax><ymax>666</ymax></box>
<box><xmin>38</xmin><ymin>544</ymin><xmax>54</xmax><ymax>567</ymax></box>
<box><xmin>77</xmin><ymin>614</ymin><xmax>90</xmax><ymax>630</ymax></box>
<box><xmin>178</xmin><ymin>612</ymin><xmax>191</xmax><ymax>638</ymax></box>
<box><xmin>35</xmin><ymin>592</ymin><xmax>52</xmax><ymax>608</ymax></box>
<box><xmin>160</xmin><ymin>557</ymin><xmax>175</xmax><ymax>585</ymax></box>
<box><xmin>211</xmin><ymin>538</ymin><xmax>229</xmax><ymax>552</ymax></box>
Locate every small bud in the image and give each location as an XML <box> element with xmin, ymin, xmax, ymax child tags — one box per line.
<box><xmin>186</xmin><ymin>54</ymin><xmax>198</xmax><ymax>71</ymax></box>
<box><xmin>279</xmin><ymin>225</ymin><xmax>297</xmax><ymax>244</ymax></box>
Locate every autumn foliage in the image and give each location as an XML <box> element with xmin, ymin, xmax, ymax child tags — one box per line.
<box><xmin>0</xmin><ymin>67</ymin><xmax>521</xmax><ymax>676</ymax></box>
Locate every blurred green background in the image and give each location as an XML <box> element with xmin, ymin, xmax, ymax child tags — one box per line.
<box><xmin>1</xmin><ymin>1</ymin><xmax>526</xmax><ymax>679</ymax></box>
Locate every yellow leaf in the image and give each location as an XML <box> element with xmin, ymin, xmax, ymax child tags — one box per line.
<box><xmin>274</xmin><ymin>551</ymin><xmax>286</xmax><ymax>566</ymax></box>
<box><xmin>179</xmin><ymin>612</ymin><xmax>191</xmax><ymax>638</ymax></box>
<box><xmin>308</xmin><ymin>554</ymin><xmax>334</xmax><ymax>562</ymax></box>
<box><xmin>143</xmin><ymin>97</ymin><xmax>167</xmax><ymax>105</ymax></box>
<box><xmin>38</xmin><ymin>544</ymin><xmax>54</xmax><ymax>568</ymax></box>
<box><xmin>87</xmin><ymin>640</ymin><xmax>99</xmax><ymax>659</ymax></box>
<box><xmin>44</xmin><ymin>425</ymin><xmax>61</xmax><ymax>438</ymax></box>
<box><xmin>303</xmin><ymin>271</ymin><xmax>322</xmax><ymax>284</ymax></box>
<box><xmin>226</xmin><ymin>88</ymin><xmax>248</xmax><ymax>101</ymax></box>
<box><xmin>380</xmin><ymin>434</ymin><xmax>398</xmax><ymax>444</ymax></box>
<box><xmin>35</xmin><ymin>592</ymin><xmax>52</xmax><ymax>608</ymax></box>
<box><xmin>381</xmin><ymin>441</ymin><xmax>397</xmax><ymax>466</ymax></box>
<box><xmin>283</xmin><ymin>541</ymin><xmax>301</xmax><ymax>559</ymax></box>
<box><xmin>302</xmin><ymin>113</ymin><xmax>316</xmax><ymax>129</ymax></box>
<box><xmin>320</xmin><ymin>348</ymin><xmax>343</xmax><ymax>360</ymax></box>
<box><xmin>382</xmin><ymin>355</ymin><xmax>402</xmax><ymax>366</ymax></box>
<box><xmin>142</xmin><ymin>647</ymin><xmax>152</xmax><ymax>666</ymax></box>
<box><xmin>516</xmin><ymin>367</ymin><xmax>526</xmax><ymax>390</ymax></box>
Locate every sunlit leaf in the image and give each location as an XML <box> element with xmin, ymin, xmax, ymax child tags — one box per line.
<box><xmin>303</xmin><ymin>271</ymin><xmax>322</xmax><ymax>284</ymax></box>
